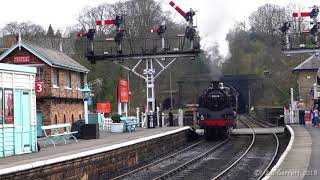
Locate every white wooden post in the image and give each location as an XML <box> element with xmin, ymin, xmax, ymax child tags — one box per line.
<box><xmin>136</xmin><ymin>107</ymin><xmax>140</xmax><ymax>123</ymax></box>
<box><xmin>157</xmin><ymin>107</ymin><xmax>160</xmax><ymax>127</ymax></box>
<box><xmin>162</xmin><ymin>112</ymin><xmax>165</xmax><ymax>127</ymax></box>
<box><xmin>178</xmin><ymin>109</ymin><xmax>183</xmax><ymax>126</ymax></box>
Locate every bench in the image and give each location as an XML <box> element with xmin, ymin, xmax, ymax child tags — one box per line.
<box><xmin>41</xmin><ymin>123</ymin><xmax>78</xmax><ymax>148</ymax></box>
<box><xmin>120</xmin><ymin>117</ymin><xmax>140</xmax><ymax>132</ymax></box>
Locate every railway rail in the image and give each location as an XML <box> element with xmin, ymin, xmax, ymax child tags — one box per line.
<box><xmin>211</xmin><ymin>115</ymin><xmax>279</xmax><ymax>180</ymax></box>
<box><xmin>113</xmin><ymin>115</ymin><xmax>280</xmax><ymax>180</ymax></box>
<box><xmin>111</xmin><ymin>139</ymin><xmax>229</xmax><ymax>180</ymax></box>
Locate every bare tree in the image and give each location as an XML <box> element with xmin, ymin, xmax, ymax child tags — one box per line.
<box><xmin>249</xmin><ymin>4</ymin><xmax>289</xmax><ymax>36</ymax></box>
<box><xmin>2</xmin><ymin>21</ymin><xmax>46</xmax><ymax>38</ymax></box>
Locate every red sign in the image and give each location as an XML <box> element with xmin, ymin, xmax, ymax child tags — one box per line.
<box><xmin>97</xmin><ymin>102</ymin><xmax>111</xmax><ymax>113</ymax></box>
<box><xmin>13</xmin><ymin>56</ymin><xmax>30</xmax><ymax>63</ymax></box>
<box><xmin>119</xmin><ymin>87</ymin><xmax>129</xmax><ymax>103</ymax></box>
<box><xmin>35</xmin><ymin>80</ymin><xmax>45</xmax><ymax>93</ymax></box>
<box><xmin>118</xmin><ymin>80</ymin><xmax>128</xmax><ymax>87</ymax></box>
<box><xmin>118</xmin><ymin>80</ymin><xmax>129</xmax><ymax>103</ymax></box>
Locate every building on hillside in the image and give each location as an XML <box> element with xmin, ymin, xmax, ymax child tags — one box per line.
<box><xmin>293</xmin><ymin>55</ymin><xmax>320</xmax><ymax>108</ymax></box>
<box><xmin>0</xmin><ymin>40</ymin><xmax>89</xmax><ymax>136</ymax></box>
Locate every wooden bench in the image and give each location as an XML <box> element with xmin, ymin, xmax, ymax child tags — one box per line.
<box><xmin>41</xmin><ymin>123</ymin><xmax>78</xmax><ymax>148</ymax></box>
<box><xmin>120</xmin><ymin>117</ymin><xmax>140</xmax><ymax>132</ymax></box>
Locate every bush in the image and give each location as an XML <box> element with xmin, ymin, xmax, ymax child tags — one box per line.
<box><xmin>111</xmin><ymin>114</ymin><xmax>122</xmax><ymax>123</ymax></box>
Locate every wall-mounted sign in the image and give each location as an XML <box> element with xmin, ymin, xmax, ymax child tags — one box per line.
<box><xmin>4</xmin><ymin>89</ymin><xmax>14</xmax><ymax>123</ymax></box>
<box><xmin>13</xmin><ymin>56</ymin><xmax>30</xmax><ymax>64</ymax></box>
<box><xmin>97</xmin><ymin>102</ymin><xmax>111</xmax><ymax>113</ymax></box>
<box><xmin>35</xmin><ymin>80</ymin><xmax>45</xmax><ymax>93</ymax></box>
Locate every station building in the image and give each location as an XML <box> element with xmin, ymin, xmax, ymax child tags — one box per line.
<box><xmin>0</xmin><ymin>41</ymin><xmax>89</xmax><ymax>136</ymax></box>
<box><xmin>293</xmin><ymin>55</ymin><xmax>320</xmax><ymax>108</ymax></box>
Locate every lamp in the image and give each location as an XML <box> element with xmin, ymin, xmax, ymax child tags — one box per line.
<box><xmin>82</xmin><ymin>84</ymin><xmax>91</xmax><ymax>124</ymax></box>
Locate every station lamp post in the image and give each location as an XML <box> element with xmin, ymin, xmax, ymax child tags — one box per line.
<box><xmin>82</xmin><ymin>84</ymin><xmax>91</xmax><ymax>124</ymax></box>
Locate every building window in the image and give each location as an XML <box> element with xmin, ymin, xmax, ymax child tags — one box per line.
<box><xmin>79</xmin><ymin>114</ymin><xmax>82</xmax><ymax>120</ymax></box>
<box><xmin>52</xmin><ymin>69</ymin><xmax>59</xmax><ymax>87</ymax></box>
<box><xmin>76</xmin><ymin>72</ymin><xmax>81</xmax><ymax>90</ymax></box>
<box><xmin>36</xmin><ymin>67</ymin><xmax>44</xmax><ymax>80</ymax></box>
<box><xmin>72</xmin><ymin>114</ymin><xmax>74</xmax><ymax>123</ymax></box>
<box><xmin>64</xmin><ymin>114</ymin><xmax>66</xmax><ymax>123</ymax></box>
<box><xmin>64</xmin><ymin>70</ymin><xmax>71</xmax><ymax>89</ymax></box>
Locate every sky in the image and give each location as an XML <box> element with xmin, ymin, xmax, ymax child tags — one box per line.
<box><xmin>0</xmin><ymin>0</ymin><xmax>319</xmax><ymax>57</ymax></box>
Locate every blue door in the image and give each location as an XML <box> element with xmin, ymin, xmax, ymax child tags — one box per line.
<box><xmin>37</xmin><ymin>112</ymin><xmax>42</xmax><ymax>137</ymax></box>
<box><xmin>14</xmin><ymin>90</ymin><xmax>32</xmax><ymax>154</ymax></box>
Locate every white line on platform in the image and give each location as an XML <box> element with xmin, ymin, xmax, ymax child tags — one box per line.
<box><xmin>262</xmin><ymin>125</ymin><xmax>294</xmax><ymax>180</ymax></box>
<box><xmin>0</xmin><ymin>127</ymin><xmax>191</xmax><ymax>176</ymax></box>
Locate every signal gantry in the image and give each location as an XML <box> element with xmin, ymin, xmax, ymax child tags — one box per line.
<box><xmin>280</xmin><ymin>5</ymin><xmax>320</xmax><ymax>55</ymax></box>
<box><xmin>78</xmin><ymin>1</ymin><xmax>200</xmax><ymax>121</ymax></box>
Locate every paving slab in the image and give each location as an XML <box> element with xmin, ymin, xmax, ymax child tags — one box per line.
<box><xmin>266</xmin><ymin>125</ymin><xmax>312</xmax><ymax>180</ymax></box>
<box><xmin>231</xmin><ymin>127</ymin><xmax>285</xmax><ymax>135</ymax></box>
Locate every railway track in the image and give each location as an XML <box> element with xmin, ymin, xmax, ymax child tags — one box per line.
<box><xmin>244</xmin><ymin>115</ymin><xmax>280</xmax><ymax>179</ymax></box>
<box><xmin>166</xmin><ymin>115</ymin><xmax>279</xmax><ymax>180</ymax></box>
<box><xmin>113</xmin><ymin>115</ymin><xmax>279</xmax><ymax>180</ymax></box>
<box><xmin>210</xmin><ymin>115</ymin><xmax>279</xmax><ymax>180</ymax></box>
<box><xmin>111</xmin><ymin>139</ymin><xmax>229</xmax><ymax>180</ymax></box>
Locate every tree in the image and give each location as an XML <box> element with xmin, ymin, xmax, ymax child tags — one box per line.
<box><xmin>2</xmin><ymin>21</ymin><xmax>46</xmax><ymax>38</ymax></box>
<box><xmin>55</xmin><ymin>30</ymin><xmax>62</xmax><ymax>38</ymax></box>
<box><xmin>47</xmin><ymin>24</ymin><xmax>55</xmax><ymax>38</ymax></box>
<box><xmin>249</xmin><ymin>4</ymin><xmax>289</xmax><ymax>38</ymax></box>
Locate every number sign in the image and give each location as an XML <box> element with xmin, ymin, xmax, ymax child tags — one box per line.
<box><xmin>35</xmin><ymin>80</ymin><xmax>45</xmax><ymax>93</ymax></box>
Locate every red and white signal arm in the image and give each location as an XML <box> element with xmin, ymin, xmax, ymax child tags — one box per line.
<box><xmin>35</xmin><ymin>80</ymin><xmax>45</xmax><ymax>93</ymax></box>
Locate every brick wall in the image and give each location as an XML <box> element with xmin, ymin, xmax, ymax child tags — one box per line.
<box><xmin>50</xmin><ymin>99</ymin><xmax>84</xmax><ymax>125</ymax></box>
<box><xmin>297</xmin><ymin>71</ymin><xmax>316</xmax><ymax>109</ymax></box>
<box><xmin>0</xmin><ymin>130</ymin><xmax>190</xmax><ymax>179</ymax></box>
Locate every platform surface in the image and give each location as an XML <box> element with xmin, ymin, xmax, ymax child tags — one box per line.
<box><xmin>231</xmin><ymin>127</ymin><xmax>285</xmax><ymax>135</ymax></box>
<box><xmin>0</xmin><ymin>126</ymin><xmax>186</xmax><ymax>174</ymax></box>
<box><xmin>268</xmin><ymin>125</ymin><xmax>313</xmax><ymax>180</ymax></box>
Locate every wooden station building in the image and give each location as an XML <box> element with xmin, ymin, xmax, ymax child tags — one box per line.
<box><xmin>0</xmin><ymin>41</ymin><xmax>89</xmax><ymax>136</ymax></box>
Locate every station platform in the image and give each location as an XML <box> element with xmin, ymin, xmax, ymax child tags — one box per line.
<box><xmin>231</xmin><ymin>127</ymin><xmax>285</xmax><ymax>135</ymax></box>
<box><xmin>0</xmin><ymin>126</ymin><xmax>187</xmax><ymax>176</ymax></box>
<box><xmin>264</xmin><ymin>124</ymin><xmax>320</xmax><ymax>180</ymax></box>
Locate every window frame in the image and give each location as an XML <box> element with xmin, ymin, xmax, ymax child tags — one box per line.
<box><xmin>36</xmin><ymin>66</ymin><xmax>44</xmax><ymax>80</ymax></box>
<box><xmin>76</xmin><ymin>72</ymin><xmax>82</xmax><ymax>90</ymax></box>
<box><xmin>64</xmin><ymin>70</ymin><xmax>71</xmax><ymax>89</ymax></box>
<box><xmin>52</xmin><ymin>68</ymin><xmax>59</xmax><ymax>88</ymax></box>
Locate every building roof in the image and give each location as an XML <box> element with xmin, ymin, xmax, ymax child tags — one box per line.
<box><xmin>0</xmin><ymin>41</ymin><xmax>89</xmax><ymax>73</ymax></box>
<box><xmin>293</xmin><ymin>55</ymin><xmax>320</xmax><ymax>72</ymax></box>
<box><xmin>0</xmin><ymin>63</ymin><xmax>37</xmax><ymax>74</ymax></box>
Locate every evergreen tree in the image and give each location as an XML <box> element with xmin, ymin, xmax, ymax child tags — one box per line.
<box><xmin>55</xmin><ymin>30</ymin><xmax>62</xmax><ymax>38</ymax></box>
<box><xmin>46</xmin><ymin>24</ymin><xmax>54</xmax><ymax>37</ymax></box>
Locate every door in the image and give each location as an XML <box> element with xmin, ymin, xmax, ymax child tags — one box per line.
<box><xmin>14</xmin><ymin>90</ymin><xmax>32</xmax><ymax>154</ymax></box>
<box><xmin>37</xmin><ymin>112</ymin><xmax>42</xmax><ymax>137</ymax></box>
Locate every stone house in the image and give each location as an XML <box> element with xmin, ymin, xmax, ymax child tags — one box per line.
<box><xmin>0</xmin><ymin>40</ymin><xmax>89</xmax><ymax>136</ymax></box>
<box><xmin>293</xmin><ymin>55</ymin><xmax>320</xmax><ymax>109</ymax></box>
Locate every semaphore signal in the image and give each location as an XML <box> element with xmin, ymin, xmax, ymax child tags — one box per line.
<box><xmin>168</xmin><ymin>1</ymin><xmax>197</xmax><ymax>47</ymax></box>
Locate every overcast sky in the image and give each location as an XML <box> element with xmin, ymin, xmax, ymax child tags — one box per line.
<box><xmin>0</xmin><ymin>0</ymin><xmax>318</xmax><ymax>56</ymax></box>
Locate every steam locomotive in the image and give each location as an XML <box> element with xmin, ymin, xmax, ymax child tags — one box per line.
<box><xmin>198</xmin><ymin>81</ymin><xmax>238</xmax><ymax>139</ymax></box>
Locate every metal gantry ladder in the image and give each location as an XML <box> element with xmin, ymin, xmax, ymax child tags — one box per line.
<box><xmin>144</xmin><ymin>59</ymin><xmax>156</xmax><ymax>113</ymax></box>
